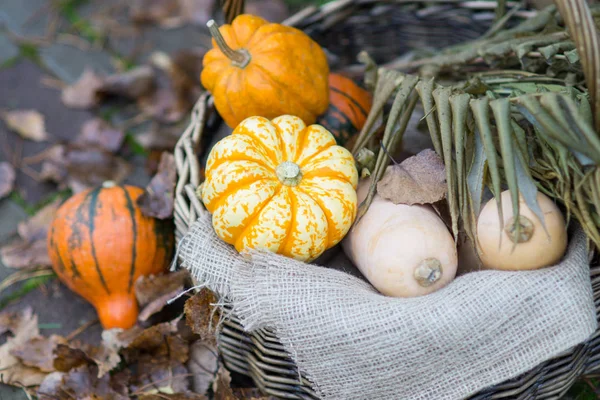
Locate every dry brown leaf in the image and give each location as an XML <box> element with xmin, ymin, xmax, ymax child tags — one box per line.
<box><xmin>0</xmin><ymin>198</ymin><xmax>61</xmax><ymax>269</ymax></box>
<box><xmin>137</xmin><ymin>152</ymin><xmax>176</xmax><ymax>219</ymax></box>
<box><xmin>136</xmin><ymin>270</ymin><xmax>190</xmax><ymax>306</ymax></box>
<box><xmin>10</xmin><ymin>335</ymin><xmax>68</xmax><ymax>372</ymax></box>
<box><xmin>75</xmin><ymin>118</ymin><xmax>125</xmax><ymax>153</ymax></box>
<box><xmin>61</xmin><ymin>68</ymin><xmax>105</xmax><ymax>109</ymax></box>
<box><xmin>139</xmin><ymin>393</ymin><xmax>208</xmax><ymax>400</ymax></box>
<box><xmin>135</xmin><ymin>125</ymin><xmax>181</xmax><ymax>150</ymax></box>
<box><xmin>184</xmin><ymin>288</ymin><xmax>219</xmax><ymax>345</ymax></box>
<box><xmin>39</xmin><ymin>144</ymin><xmax>132</xmax><ymax>193</ymax></box>
<box><xmin>99</xmin><ymin>65</ymin><xmax>156</xmax><ymax>100</ymax></box>
<box><xmin>212</xmin><ymin>366</ymin><xmax>237</xmax><ymax>400</ymax></box>
<box><xmin>38</xmin><ymin>364</ymin><xmax>129</xmax><ymax>400</ymax></box>
<box><xmin>0</xmin><ymin>307</ymin><xmax>47</xmax><ymax>387</ymax></box>
<box><xmin>53</xmin><ymin>343</ymin><xmax>95</xmax><ymax>372</ymax></box>
<box><xmin>130</xmin><ymin>0</ymin><xmax>182</xmax><ymax>26</ymax></box>
<box><xmin>138</xmin><ymin>288</ymin><xmax>184</xmax><ymax>322</ymax></box>
<box><xmin>0</xmin><ymin>162</ymin><xmax>16</xmax><ymax>199</ymax></box>
<box><xmin>179</xmin><ymin>0</ymin><xmax>214</xmax><ymax>26</ymax></box>
<box><xmin>377</xmin><ymin>149</ymin><xmax>447</xmax><ymax>205</ymax></box>
<box><xmin>187</xmin><ymin>340</ymin><xmax>218</xmax><ymax>396</ymax></box>
<box><xmin>2</xmin><ymin>109</ymin><xmax>49</xmax><ymax>142</ymax></box>
<box><xmin>245</xmin><ymin>0</ymin><xmax>290</xmax><ymax>22</ymax></box>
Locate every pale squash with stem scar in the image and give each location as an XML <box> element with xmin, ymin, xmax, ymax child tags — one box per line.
<box><xmin>200</xmin><ymin>115</ymin><xmax>358</xmax><ymax>262</ymax></box>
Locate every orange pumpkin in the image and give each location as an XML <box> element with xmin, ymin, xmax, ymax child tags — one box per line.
<box><xmin>316</xmin><ymin>73</ymin><xmax>373</xmax><ymax>150</ymax></box>
<box><xmin>47</xmin><ymin>182</ymin><xmax>174</xmax><ymax>329</ymax></box>
<box><xmin>201</xmin><ymin>14</ymin><xmax>330</xmax><ymax>128</ymax></box>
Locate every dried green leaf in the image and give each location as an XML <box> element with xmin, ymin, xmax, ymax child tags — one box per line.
<box><xmin>415</xmin><ymin>79</ymin><xmax>443</xmax><ymax>157</ymax></box>
<box><xmin>471</xmin><ymin>98</ymin><xmax>503</xmax><ymax>228</ymax></box>
<box><xmin>450</xmin><ymin>93</ymin><xmax>470</xmax><ymax>226</ymax></box>
<box><xmin>433</xmin><ymin>86</ymin><xmax>458</xmax><ymax>240</ymax></box>
<box><xmin>467</xmin><ymin>131</ymin><xmax>487</xmax><ymax>219</ymax></box>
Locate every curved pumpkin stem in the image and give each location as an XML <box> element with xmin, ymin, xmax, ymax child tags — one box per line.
<box><xmin>207</xmin><ymin>20</ymin><xmax>251</xmax><ymax>68</ymax></box>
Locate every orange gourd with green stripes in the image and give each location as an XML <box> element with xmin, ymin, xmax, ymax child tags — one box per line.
<box><xmin>47</xmin><ymin>182</ymin><xmax>174</xmax><ymax>329</ymax></box>
<box><xmin>316</xmin><ymin>73</ymin><xmax>373</xmax><ymax>149</ymax></box>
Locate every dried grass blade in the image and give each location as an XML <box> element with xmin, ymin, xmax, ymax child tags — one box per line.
<box><xmin>352</xmin><ymin>69</ymin><xmax>404</xmax><ymax>156</ymax></box>
<box><xmin>491</xmin><ymin>98</ymin><xmax>522</xmax><ymax>245</ymax></box>
<box><xmin>554</xmin><ymin>0</ymin><xmax>600</xmax><ymax>132</ymax></box>
<box><xmin>470</xmin><ymin>98</ymin><xmax>503</xmax><ymax>231</ymax></box>
<box><xmin>517</xmin><ymin>96</ymin><xmax>600</xmax><ymax>164</ymax></box>
<box><xmin>433</xmin><ymin>86</ymin><xmax>459</xmax><ymax>240</ymax></box>
<box><xmin>450</xmin><ymin>93</ymin><xmax>471</xmax><ymax>231</ymax></box>
<box><xmin>355</xmin><ymin>75</ymin><xmax>419</xmax><ymax>224</ymax></box>
<box><xmin>415</xmin><ymin>79</ymin><xmax>443</xmax><ymax>158</ymax></box>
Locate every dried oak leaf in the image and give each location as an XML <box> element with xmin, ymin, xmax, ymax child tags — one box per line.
<box><xmin>38</xmin><ymin>364</ymin><xmax>129</xmax><ymax>400</ymax></box>
<box><xmin>212</xmin><ymin>366</ymin><xmax>237</xmax><ymax>400</ymax></box>
<box><xmin>184</xmin><ymin>288</ymin><xmax>219</xmax><ymax>344</ymax></box>
<box><xmin>377</xmin><ymin>149</ymin><xmax>447</xmax><ymax>205</ymax></box>
<box><xmin>0</xmin><ymin>307</ymin><xmax>47</xmax><ymax>387</ymax></box>
<box><xmin>39</xmin><ymin>144</ymin><xmax>132</xmax><ymax>193</ymax></box>
<box><xmin>10</xmin><ymin>334</ymin><xmax>67</xmax><ymax>372</ymax></box>
<box><xmin>98</xmin><ymin>65</ymin><xmax>156</xmax><ymax>100</ymax></box>
<box><xmin>136</xmin><ymin>270</ymin><xmax>190</xmax><ymax>306</ymax></box>
<box><xmin>137</xmin><ymin>152</ymin><xmax>176</xmax><ymax>219</ymax></box>
<box><xmin>75</xmin><ymin>118</ymin><xmax>125</xmax><ymax>153</ymax></box>
<box><xmin>1</xmin><ymin>109</ymin><xmax>49</xmax><ymax>142</ymax></box>
<box><xmin>61</xmin><ymin>68</ymin><xmax>105</xmax><ymax>109</ymax></box>
<box><xmin>135</xmin><ymin>270</ymin><xmax>190</xmax><ymax>321</ymax></box>
<box><xmin>0</xmin><ymin>162</ymin><xmax>16</xmax><ymax>199</ymax></box>
<box><xmin>187</xmin><ymin>340</ymin><xmax>218</xmax><ymax>396</ymax></box>
<box><xmin>0</xmin><ymin>198</ymin><xmax>61</xmax><ymax>269</ymax></box>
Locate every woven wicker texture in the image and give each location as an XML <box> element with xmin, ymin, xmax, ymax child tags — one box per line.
<box><xmin>171</xmin><ymin>1</ymin><xmax>600</xmax><ymax>398</ymax></box>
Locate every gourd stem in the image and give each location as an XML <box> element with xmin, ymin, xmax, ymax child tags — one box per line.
<box><xmin>414</xmin><ymin>258</ymin><xmax>443</xmax><ymax>287</ymax></box>
<box><xmin>207</xmin><ymin>20</ymin><xmax>251</xmax><ymax>68</ymax></box>
<box><xmin>505</xmin><ymin>215</ymin><xmax>534</xmax><ymax>243</ymax></box>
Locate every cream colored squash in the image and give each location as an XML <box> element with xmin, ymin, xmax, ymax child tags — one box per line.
<box><xmin>342</xmin><ymin>179</ymin><xmax>458</xmax><ymax>297</ymax></box>
<box><xmin>201</xmin><ymin>115</ymin><xmax>358</xmax><ymax>262</ymax></box>
<box><xmin>476</xmin><ymin>190</ymin><xmax>567</xmax><ymax>271</ymax></box>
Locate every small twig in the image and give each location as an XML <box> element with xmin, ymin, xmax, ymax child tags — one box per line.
<box><xmin>66</xmin><ymin>319</ymin><xmax>99</xmax><ymax>341</ymax></box>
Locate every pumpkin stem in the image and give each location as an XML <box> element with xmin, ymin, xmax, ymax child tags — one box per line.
<box><xmin>414</xmin><ymin>258</ymin><xmax>442</xmax><ymax>287</ymax></box>
<box><xmin>207</xmin><ymin>20</ymin><xmax>251</xmax><ymax>68</ymax></box>
<box><xmin>276</xmin><ymin>162</ymin><xmax>303</xmax><ymax>187</ymax></box>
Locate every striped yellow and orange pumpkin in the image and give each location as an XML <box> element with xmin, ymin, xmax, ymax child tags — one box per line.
<box><xmin>316</xmin><ymin>73</ymin><xmax>373</xmax><ymax>150</ymax></box>
<box><xmin>200</xmin><ymin>115</ymin><xmax>359</xmax><ymax>262</ymax></box>
<box><xmin>47</xmin><ymin>182</ymin><xmax>174</xmax><ymax>329</ymax></box>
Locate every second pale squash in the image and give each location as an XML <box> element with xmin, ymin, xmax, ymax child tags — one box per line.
<box><xmin>200</xmin><ymin>115</ymin><xmax>358</xmax><ymax>262</ymax></box>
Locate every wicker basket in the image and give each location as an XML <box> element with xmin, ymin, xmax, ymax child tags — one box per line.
<box><xmin>173</xmin><ymin>2</ymin><xmax>600</xmax><ymax>398</ymax></box>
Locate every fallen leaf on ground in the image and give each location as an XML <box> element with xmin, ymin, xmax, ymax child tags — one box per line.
<box><xmin>184</xmin><ymin>288</ymin><xmax>219</xmax><ymax>345</ymax></box>
<box><xmin>0</xmin><ymin>307</ymin><xmax>47</xmax><ymax>387</ymax></box>
<box><xmin>179</xmin><ymin>0</ymin><xmax>214</xmax><ymax>26</ymax></box>
<box><xmin>53</xmin><ymin>343</ymin><xmax>95</xmax><ymax>372</ymax></box>
<box><xmin>377</xmin><ymin>149</ymin><xmax>447</xmax><ymax>205</ymax></box>
<box><xmin>10</xmin><ymin>334</ymin><xmax>67</xmax><ymax>372</ymax></box>
<box><xmin>136</xmin><ymin>124</ymin><xmax>182</xmax><ymax>150</ymax></box>
<box><xmin>0</xmin><ymin>199</ymin><xmax>61</xmax><ymax>269</ymax></box>
<box><xmin>137</xmin><ymin>152</ymin><xmax>176</xmax><ymax>219</ymax></box>
<box><xmin>212</xmin><ymin>366</ymin><xmax>237</xmax><ymax>400</ymax></box>
<box><xmin>37</xmin><ymin>364</ymin><xmax>129</xmax><ymax>400</ymax></box>
<box><xmin>61</xmin><ymin>68</ymin><xmax>105</xmax><ymax>109</ymax></box>
<box><xmin>2</xmin><ymin>109</ymin><xmax>49</xmax><ymax>142</ymax></box>
<box><xmin>245</xmin><ymin>0</ymin><xmax>290</xmax><ymax>22</ymax></box>
<box><xmin>170</xmin><ymin>48</ymin><xmax>206</xmax><ymax>85</ymax></box>
<box><xmin>75</xmin><ymin>118</ymin><xmax>125</xmax><ymax>153</ymax></box>
<box><xmin>39</xmin><ymin>144</ymin><xmax>132</xmax><ymax>193</ymax></box>
<box><xmin>136</xmin><ymin>270</ymin><xmax>190</xmax><ymax>306</ymax></box>
<box><xmin>98</xmin><ymin>65</ymin><xmax>156</xmax><ymax>100</ymax></box>
<box><xmin>0</xmin><ymin>162</ymin><xmax>16</xmax><ymax>199</ymax></box>
<box><xmin>187</xmin><ymin>340</ymin><xmax>218</xmax><ymax>396</ymax></box>
<box><xmin>135</xmin><ymin>270</ymin><xmax>190</xmax><ymax>321</ymax></box>
<box><xmin>130</xmin><ymin>0</ymin><xmax>182</xmax><ymax>26</ymax></box>
<box><xmin>139</xmin><ymin>393</ymin><xmax>208</xmax><ymax>399</ymax></box>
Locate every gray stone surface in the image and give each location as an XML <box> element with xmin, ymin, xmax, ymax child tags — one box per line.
<box><xmin>0</xmin><ymin>0</ymin><xmax>57</xmax><ymax>38</ymax></box>
<box><xmin>39</xmin><ymin>43</ymin><xmax>116</xmax><ymax>83</ymax></box>
<box><xmin>0</xmin><ymin>32</ymin><xmax>18</xmax><ymax>65</ymax></box>
<box><xmin>0</xmin><ymin>60</ymin><xmax>96</xmax><ymax>203</ymax></box>
<box><xmin>0</xmin><ymin>200</ymin><xmax>26</xmax><ymax>246</ymax></box>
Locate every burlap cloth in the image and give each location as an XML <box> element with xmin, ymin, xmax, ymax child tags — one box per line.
<box><xmin>178</xmin><ymin>210</ymin><xmax>597</xmax><ymax>400</ymax></box>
